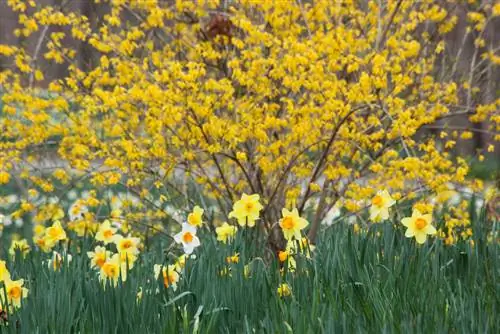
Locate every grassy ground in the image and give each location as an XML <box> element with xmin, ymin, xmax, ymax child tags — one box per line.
<box><xmin>0</xmin><ymin>206</ymin><xmax>498</xmax><ymax>333</ymax></box>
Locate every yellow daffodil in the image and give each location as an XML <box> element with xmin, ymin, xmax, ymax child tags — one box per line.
<box><xmin>187</xmin><ymin>206</ymin><xmax>204</xmax><ymax>227</ymax></box>
<box><xmin>226</xmin><ymin>253</ymin><xmax>239</xmax><ymax>264</ymax></box>
<box><xmin>401</xmin><ymin>209</ymin><xmax>436</xmax><ymax>244</ymax></box>
<box><xmin>277</xmin><ymin>283</ymin><xmax>292</xmax><ymax>297</ymax></box>
<box><xmin>279</xmin><ymin>208</ymin><xmax>308</xmax><ymax>241</ymax></box>
<box><xmin>369</xmin><ymin>190</ymin><xmax>396</xmax><ymax>222</ymax></box>
<box><xmin>48</xmin><ymin>251</ymin><xmax>72</xmax><ymax>271</ymax></box>
<box><xmin>228</xmin><ymin>193</ymin><xmax>263</xmax><ymax>227</ymax></box>
<box><xmin>87</xmin><ymin>246</ymin><xmax>112</xmax><ymax>269</ymax></box>
<box><xmin>0</xmin><ymin>275</ymin><xmax>28</xmax><ymax>309</ymax></box>
<box><xmin>44</xmin><ymin>220</ymin><xmax>67</xmax><ymax>247</ymax></box>
<box><xmin>95</xmin><ymin>220</ymin><xmax>117</xmax><ymax>244</ymax></box>
<box><xmin>112</xmin><ymin>234</ymin><xmax>140</xmax><ymax>255</ymax></box>
<box><xmin>278</xmin><ymin>250</ymin><xmax>289</xmax><ymax>263</ymax></box>
<box><xmin>174</xmin><ymin>254</ymin><xmax>187</xmax><ymax>271</ymax></box>
<box><xmin>0</xmin><ymin>260</ymin><xmax>10</xmax><ymax>281</ymax></box>
<box><xmin>154</xmin><ymin>264</ymin><xmax>179</xmax><ymax>290</ymax></box>
<box><xmin>99</xmin><ymin>253</ymin><xmax>127</xmax><ymax>287</ymax></box>
<box><xmin>174</xmin><ymin>223</ymin><xmax>200</xmax><ymax>255</ymax></box>
<box><xmin>9</xmin><ymin>239</ymin><xmax>31</xmax><ymax>259</ymax></box>
<box><xmin>215</xmin><ymin>222</ymin><xmax>237</xmax><ymax>243</ymax></box>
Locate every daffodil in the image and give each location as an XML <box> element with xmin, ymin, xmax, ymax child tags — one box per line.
<box><xmin>44</xmin><ymin>220</ymin><xmax>67</xmax><ymax>247</ymax></box>
<box><xmin>48</xmin><ymin>251</ymin><xmax>72</xmax><ymax>271</ymax></box>
<box><xmin>154</xmin><ymin>264</ymin><xmax>179</xmax><ymax>290</ymax></box>
<box><xmin>279</xmin><ymin>208</ymin><xmax>308</xmax><ymax>241</ymax></box>
<box><xmin>9</xmin><ymin>239</ymin><xmax>30</xmax><ymax>259</ymax></box>
<box><xmin>228</xmin><ymin>193</ymin><xmax>263</xmax><ymax>227</ymax></box>
<box><xmin>215</xmin><ymin>222</ymin><xmax>237</xmax><ymax>243</ymax></box>
<box><xmin>0</xmin><ymin>260</ymin><xmax>10</xmax><ymax>281</ymax></box>
<box><xmin>401</xmin><ymin>209</ymin><xmax>436</xmax><ymax>244</ymax></box>
<box><xmin>87</xmin><ymin>246</ymin><xmax>112</xmax><ymax>269</ymax></box>
<box><xmin>277</xmin><ymin>283</ymin><xmax>292</xmax><ymax>297</ymax></box>
<box><xmin>187</xmin><ymin>206</ymin><xmax>204</xmax><ymax>227</ymax></box>
<box><xmin>173</xmin><ymin>223</ymin><xmax>200</xmax><ymax>255</ymax></box>
<box><xmin>111</xmin><ymin>234</ymin><xmax>140</xmax><ymax>268</ymax></box>
<box><xmin>0</xmin><ymin>275</ymin><xmax>28</xmax><ymax>309</ymax></box>
<box><xmin>369</xmin><ymin>190</ymin><xmax>396</xmax><ymax>222</ymax></box>
<box><xmin>174</xmin><ymin>254</ymin><xmax>187</xmax><ymax>271</ymax></box>
<box><xmin>99</xmin><ymin>253</ymin><xmax>127</xmax><ymax>287</ymax></box>
<box><xmin>95</xmin><ymin>220</ymin><xmax>117</xmax><ymax>244</ymax></box>
<box><xmin>225</xmin><ymin>253</ymin><xmax>239</xmax><ymax>264</ymax></box>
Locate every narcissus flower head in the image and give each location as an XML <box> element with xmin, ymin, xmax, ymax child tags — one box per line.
<box><xmin>228</xmin><ymin>193</ymin><xmax>263</xmax><ymax>227</ymax></box>
<box><xmin>0</xmin><ymin>260</ymin><xmax>10</xmax><ymax>282</ymax></box>
<box><xmin>154</xmin><ymin>264</ymin><xmax>180</xmax><ymax>290</ymax></box>
<box><xmin>279</xmin><ymin>208</ymin><xmax>308</xmax><ymax>241</ymax></box>
<box><xmin>277</xmin><ymin>283</ymin><xmax>292</xmax><ymax>297</ymax></box>
<box><xmin>9</xmin><ymin>239</ymin><xmax>31</xmax><ymax>259</ymax></box>
<box><xmin>99</xmin><ymin>254</ymin><xmax>127</xmax><ymax>287</ymax></box>
<box><xmin>174</xmin><ymin>223</ymin><xmax>200</xmax><ymax>255</ymax></box>
<box><xmin>1</xmin><ymin>275</ymin><xmax>28</xmax><ymax>309</ymax></box>
<box><xmin>48</xmin><ymin>251</ymin><xmax>72</xmax><ymax>271</ymax></box>
<box><xmin>95</xmin><ymin>220</ymin><xmax>117</xmax><ymax>244</ymax></box>
<box><xmin>44</xmin><ymin>220</ymin><xmax>67</xmax><ymax>247</ymax></box>
<box><xmin>187</xmin><ymin>206</ymin><xmax>204</xmax><ymax>227</ymax></box>
<box><xmin>215</xmin><ymin>222</ymin><xmax>237</xmax><ymax>244</ymax></box>
<box><xmin>87</xmin><ymin>246</ymin><xmax>112</xmax><ymax>269</ymax></box>
<box><xmin>401</xmin><ymin>208</ymin><xmax>436</xmax><ymax>244</ymax></box>
<box><xmin>369</xmin><ymin>190</ymin><xmax>396</xmax><ymax>222</ymax></box>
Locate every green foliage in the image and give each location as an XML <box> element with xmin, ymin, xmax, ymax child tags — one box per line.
<box><xmin>1</xmin><ymin>210</ymin><xmax>498</xmax><ymax>333</ymax></box>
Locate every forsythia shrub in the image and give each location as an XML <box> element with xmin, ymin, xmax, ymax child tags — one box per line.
<box><xmin>0</xmin><ymin>0</ymin><xmax>498</xmax><ymax>249</ymax></box>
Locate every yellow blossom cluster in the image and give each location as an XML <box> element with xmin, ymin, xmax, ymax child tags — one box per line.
<box><xmin>0</xmin><ymin>0</ymin><xmax>497</xmax><ymax>247</ymax></box>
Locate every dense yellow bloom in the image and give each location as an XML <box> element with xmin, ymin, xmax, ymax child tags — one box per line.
<box><xmin>401</xmin><ymin>209</ymin><xmax>437</xmax><ymax>244</ymax></box>
<box><xmin>369</xmin><ymin>190</ymin><xmax>396</xmax><ymax>222</ymax></box>
<box><xmin>99</xmin><ymin>254</ymin><xmax>127</xmax><ymax>287</ymax></box>
<box><xmin>277</xmin><ymin>283</ymin><xmax>292</xmax><ymax>297</ymax></box>
<box><xmin>154</xmin><ymin>264</ymin><xmax>179</xmax><ymax>290</ymax></box>
<box><xmin>187</xmin><ymin>206</ymin><xmax>204</xmax><ymax>227</ymax></box>
<box><xmin>87</xmin><ymin>246</ymin><xmax>111</xmax><ymax>269</ymax></box>
<box><xmin>95</xmin><ymin>220</ymin><xmax>117</xmax><ymax>244</ymax></box>
<box><xmin>0</xmin><ymin>0</ymin><xmax>496</xmax><ymax>245</ymax></box>
<box><xmin>9</xmin><ymin>239</ymin><xmax>30</xmax><ymax>259</ymax></box>
<box><xmin>0</xmin><ymin>275</ymin><xmax>28</xmax><ymax>309</ymax></box>
<box><xmin>279</xmin><ymin>208</ymin><xmax>308</xmax><ymax>241</ymax></box>
<box><xmin>215</xmin><ymin>222</ymin><xmax>237</xmax><ymax>243</ymax></box>
<box><xmin>228</xmin><ymin>194</ymin><xmax>263</xmax><ymax>227</ymax></box>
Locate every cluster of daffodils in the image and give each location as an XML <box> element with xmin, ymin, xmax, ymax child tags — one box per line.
<box><xmin>173</xmin><ymin>206</ymin><xmax>204</xmax><ymax>254</ymax></box>
<box><xmin>32</xmin><ymin>221</ymin><xmax>67</xmax><ymax>253</ymax></box>
<box><xmin>369</xmin><ymin>190</ymin><xmax>437</xmax><ymax>244</ymax></box>
<box><xmin>87</xmin><ymin>221</ymin><xmax>141</xmax><ymax>287</ymax></box>
<box><xmin>149</xmin><ymin>206</ymin><xmax>206</xmax><ymax>293</ymax></box>
<box><xmin>0</xmin><ymin>260</ymin><xmax>28</xmax><ymax>314</ymax></box>
<box><xmin>153</xmin><ymin>255</ymin><xmax>187</xmax><ymax>292</ymax></box>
